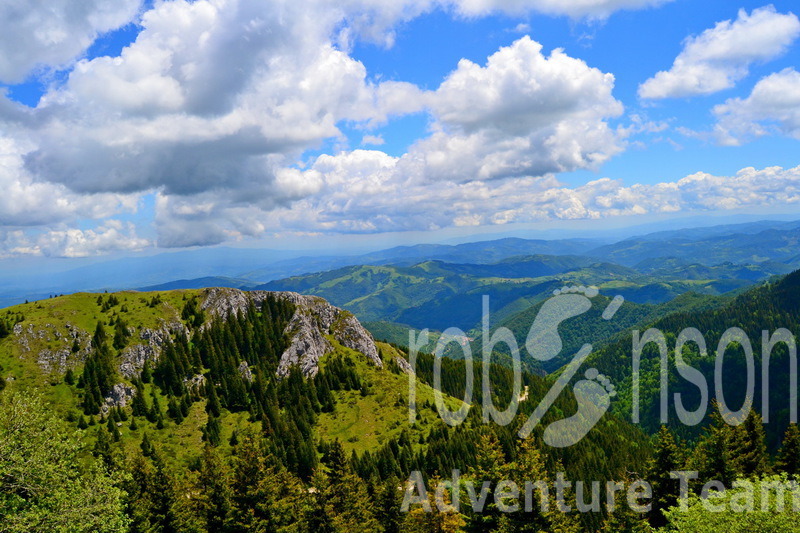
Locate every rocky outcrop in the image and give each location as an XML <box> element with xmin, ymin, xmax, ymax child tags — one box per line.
<box><xmin>102</xmin><ymin>383</ymin><xmax>136</xmax><ymax>414</ymax></box>
<box><xmin>395</xmin><ymin>354</ymin><xmax>414</xmax><ymax>375</ymax></box>
<box><xmin>238</xmin><ymin>361</ymin><xmax>254</xmax><ymax>383</ymax></box>
<box><xmin>277</xmin><ymin>308</ymin><xmax>334</xmax><ymax>377</ymax></box>
<box><xmin>36</xmin><ymin>348</ymin><xmax>72</xmax><ymax>374</ymax></box>
<box><xmin>184</xmin><ymin>373</ymin><xmax>206</xmax><ymax>392</ymax></box>
<box><xmin>15</xmin><ymin>321</ymin><xmax>91</xmax><ymax>373</ymax></box>
<box><xmin>200</xmin><ymin>287</ymin><xmax>251</xmax><ymax>319</ymax></box>
<box><xmin>198</xmin><ymin>288</ymin><xmax>382</xmax><ymax>378</ymax></box>
<box><xmin>119</xmin><ymin>319</ymin><xmax>190</xmax><ymax>378</ymax></box>
<box><xmin>271</xmin><ymin>292</ymin><xmax>382</xmax><ymax>378</ymax></box>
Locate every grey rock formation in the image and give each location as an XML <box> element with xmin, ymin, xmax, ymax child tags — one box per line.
<box><xmin>15</xmin><ymin>321</ymin><xmax>90</xmax><ymax>372</ymax></box>
<box><xmin>197</xmin><ymin>288</ymin><xmax>382</xmax><ymax>378</ymax></box>
<box><xmin>395</xmin><ymin>354</ymin><xmax>414</xmax><ymax>375</ymax></box>
<box><xmin>184</xmin><ymin>373</ymin><xmax>206</xmax><ymax>392</ymax></box>
<box><xmin>238</xmin><ymin>361</ymin><xmax>254</xmax><ymax>383</ymax></box>
<box><xmin>271</xmin><ymin>292</ymin><xmax>382</xmax><ymax>378</ymax></box>
<box><xmin>36</xmin><ymin>348</ymin><xmax>72</xmax><ymax>374</ymax></box>
<box><xmin>102</xmin><ymin>383</ymin><xmax>137</xmax><ymax>414</ymax></box>
<box><xmin>119</xmin><ymin>319</ymin><xmax>190</xmax><ymax>378</ymax></box>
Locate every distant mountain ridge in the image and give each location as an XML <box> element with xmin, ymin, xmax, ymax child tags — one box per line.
<box><xmin>2</xmin><ymin>218</ymin><xmax>800</xmax><ymax>308</ymax></box>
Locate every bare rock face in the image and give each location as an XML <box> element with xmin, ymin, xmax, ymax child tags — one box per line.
<box><xmin>238</xmin><ymin>361</ymin><xmax>254</xmax><ymax>383</ymax></box>
<box><xmin>102</xmin><ymin>383</ymin><xmax>137</xmax><ymax>414</ymax></box>
<box><xmin>395</xmin><ymin>354</ymin><xmax>414</xmax><ymax>375</ymax></box>
<box><xmin>36</xmin><ymin>348</ymin><xmax>72</xmax><ymax>374</ymax></box>
<box><xmin>197</xmin><ymin>288</ymin><xmax>382</xmax><ymax>378</ymax></box>
<box><xmin>184</xmin><ymin>373</ymin><xmax>206</xmax><ymax>392</ymax></box>
<box><xmin>119</xmin><ymin>319</ymin><xmax>189</xmax><ymax>378</ymax></box>
<box><xmin>201</xmin><ymin>287</ymin><xmax>251</xmax><ymax>319</ymax></box>
<box><xmin>276</xmin><ymin>307</ymin><xmax>334</xmax><ymax>377</ymax></box>
<box><xmin>268</xmin><ymin>292</ymin><xmax>382</xmax><ymax>378</ymax></box>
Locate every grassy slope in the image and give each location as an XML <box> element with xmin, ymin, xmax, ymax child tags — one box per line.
<box><xmin>0</xmin><ymin>292</ymin><xmax>457</xmax><ymax>465</ymax></box>
<box><xmin>317</xmin><ymin>341</ymin><xmax>462</xmax><ymax>455</ymax></box>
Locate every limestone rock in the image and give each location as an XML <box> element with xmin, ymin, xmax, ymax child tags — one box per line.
<box><xmin>102</xmin><ymin>383</ymin><xmax>136</xmax><ymax>414</ymax></box>
<box><xmin>197</xmin><ymin>288</ymin><xmax>382</xmax><ymax>378</ymax></box>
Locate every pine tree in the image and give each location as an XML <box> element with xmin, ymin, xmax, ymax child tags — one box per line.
<box><xmin>691</xmin><ymin>403</ymin><xmax>736</xmax><ymax>488</ymax></box>
<box><xmin>776</xmin><ymin>423</ymin><xmax>800</xmax><ymax>477</ymax></box>
<box><xmin>93</xmin><ymin>426</ymin><xmax>113</xmax><ymax>469</ymax></box>
<box><xmin>204</xmin><ymin>416</ymin><xmax>222</xmax><ymax>446</ymax></box>
<box><xmin>376</xmin><ymin>476</ymin><xmax>402</xmax><ymax>533</ymax></box>
<box><xmin>229</xmin><ymin>430</ymin><xmax>313</xmax><ymax>532</ymax></box>
<box><xmin>131</xmin><ymin>379</ymin><xmax>149</xmax><ymax>417</ymax></box>
<box><xmin>646</xmin><ymin>425</ymin><xmax>681</xmax><ymax>528</ymax></box>
<box><xmin>322</xmin><ymin>440</ymin><xmax>381</xmax><ymax>532</ymax></box>
<box><xmin>148</xmin><ymin>450</ymin><xmax>182</xmax><ymax>533</ymax></box>
<box><xmin>107</xmin><ymin>416</ymin><xmax>121</xmax><ymax>442</ymax></box>
<box><xmin>401</xmin><ymin>474</ymin><xmax>466</xmax><ymax>533</ymax></box>
<box><xmin>148</xmin><ymin>387</ymin><xmax>163</xmax><ymax>423</ymax></box>
<box><xmin>196</xmin><ymin>445</ymin><xmax>232</xmax><ymax>532</ymax></box>
<box><xmin>730</xmin><ymin>409</ymin><xmax>769</xmax><ymax>478</ymax></box>
<box><xmin>206</xmin><ymin>381</ymin><xmax>222</xmax><ymax>418</ymax></box>
<box><xmin>141</xmin><ymin>432</ymin><xmax>154</xmax><ymax>457</ymax></box>
<box><xmin>141</xmin><ymin>361</ymin><xmax>153</xmax><ymax>383</ymax></box>
<box><xmin>167</xmin><ymin>397</ymin><xmax>184</xmax><ymax>424</ymax></box>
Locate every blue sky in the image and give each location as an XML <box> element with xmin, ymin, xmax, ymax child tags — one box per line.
<box><xmin>0</xmin><ymin>0</ymin><xmax>799</xmax><ymax>259</ymax></box>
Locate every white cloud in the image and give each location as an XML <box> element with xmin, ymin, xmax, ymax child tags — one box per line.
<box><xmin>8</xmin><ymin>12</ymin><xmax>621</xmax><ymax>248</ymax></box>
<box><xmin>265</xmin><ymin>152</ymin><xmax>800</xmax><ymax>233</ymax></box>
<box><xmin>18</xmin><ymin>0</ymin><xmax>424</xmax><ymax>200</ymax></box>
<box><xmin>0</xmin><ymin>134</ymin><xmax>138</xmax><ymax>227</ymax></box>
<box><xmin>417</xmin><ymin>36</ymin><xmax>623</xmax><ymax>181</ymax></box>
<box><xmin>639</xmin><ymin>6</ymin><xmax>800</xmax><ymax>99</ymax></box>
<box><xmin>713</xmin><ymin>68</ymin><xmax>800</xmax><ymax>145</ymax></box>
<box><xmin>1</xmin><ymin>220</ymin><xmax>150</xmax><ymax>258</ymax></box>
<box><xmin>0</xmin><ymin>0</ymin><xmax>772</xmax><ymax>254</ymax></box>
<box><xmin>0</xmin><ymin>0</ymin><xmax>142</xmax><ymax>83</ymax></box>
<box><xmin>452</xmin><ymin>0</ymin><xmax>673</xmax><ymax>19</ymax></box>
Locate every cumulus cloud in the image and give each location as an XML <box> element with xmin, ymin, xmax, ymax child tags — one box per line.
<box><xmin>713</xmin><ymin>68</ymin><xmax>800</xmax><ymax>145</ymax></box>
<box><xmin>0</xmin><ymin>0</ymin><xmax>759</xmax><ymax>255</ymax></box>
<box><xmin>17</xmin><ymin>0</ymin><xmax>424</xmax><ymax>201</ymax></box>
<box><xmin>1</xmin><ymin>220</ymin><xmax>150</xmax><ymax>258</ymax></box>
<box><xmin>9</xmin><ymin>10</ymin><xmax>622</xmax><ymax>248</ymax></box>
<box><xmin>362</xmin><ymin>134</ymin><xmax>385</xmax><ymax>146</ymax></box>
<box><xmin>0</xmin><ymin>134</ymin><xmax>138</xmax><ymax>227</ymax></box>
<box><xmin>0</xmin><ymin>0</ymin><xmax>142</xmax><ymax>83</ymax></box>
<box><xmin>639</xmin><ymin>6</ymin><xmax>800</xmax><ymax>99</ymax></box>
<box><xmin>265</xmin><ymin>151</ymin><xmax>800</xmax><ymax>233</ymax></box>
<box><xmin>414</xmin><ymin>36</ymin><xmax>623</xmax><ymax>182</ymax></box>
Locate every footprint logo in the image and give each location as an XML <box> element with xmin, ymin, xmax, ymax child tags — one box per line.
<box><xmin>518</xmin><ymin>286</ymin><xmax>624</xmax><ymax>447</ymax></box>
<box><xmin>542</xmin><ymin>368</ymin><xmax>616</xmax><ymax>447</ymax></box>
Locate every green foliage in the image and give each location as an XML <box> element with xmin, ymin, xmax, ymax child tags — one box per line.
<box><xmin>730</xmin><ymin>410</ymin><xmax>770</xmax><ymax>478</ymax></box>
<box><xmin>589</xmin><ymin>269</ymin><xmax>800</xmax><ymax>449</ymax></box>
<box><xmin>181</xmin><ymin>295</ymin><xmax>206</xmax><ymax>329</ymax></box>
<box><xmin>0</xmin><ymin>390</ymin><xmax>129</xmax><ymax>532</ymax></box>
<box><xmin>776</xmin><ymin>423</ymin><xmax>800</xmax><ymax>477</ymax></box>
<box><xmin>80</xmin><ymin>321</ymin><xmax>117</xmax><ymax>415</ymax></box>
<box><xmin>662</xmin><ymin>474</ymin><xmax>800</xmax><ymax>532</ymax></box>
<box><xmin>646</xmin><ymin>426</ymin><xmax>681</xmax><ymax>527</ymax></box>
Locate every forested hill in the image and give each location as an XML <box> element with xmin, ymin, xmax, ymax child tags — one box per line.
<box><xmin>588</xmin><ymin>268</ymin><xmax>800</xmax><ymax>447</ymax></box>
<box><xmin>0</xmin><ymin>287</ymin><xmax>652</xmax><ymax>532</ymax></box>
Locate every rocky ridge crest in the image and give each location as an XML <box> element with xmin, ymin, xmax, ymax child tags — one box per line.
<box><xmin>200</xmin><ymin>287</ymin><xmax>382</xmax><ymax>377</ymax></box>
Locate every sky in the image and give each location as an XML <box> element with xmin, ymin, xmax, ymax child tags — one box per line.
<box><xmin>0</xmin><ymin>0</ymin><xmax>799</xmax><ymax>260</ymax></box>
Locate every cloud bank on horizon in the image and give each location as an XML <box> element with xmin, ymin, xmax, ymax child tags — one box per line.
<box><xmin>0</xmin><ymin>0</ymin><xmax>799</xmax><ymax>257</ymax></box>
